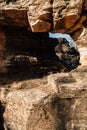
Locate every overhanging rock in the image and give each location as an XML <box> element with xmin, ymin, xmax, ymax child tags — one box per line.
<box><xmin>0</xmin><ymin>0</ymin><xmax>87</xmax><ymax>34</ymax></box>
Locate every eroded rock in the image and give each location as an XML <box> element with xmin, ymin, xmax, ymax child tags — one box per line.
<box><xmin>4</xmin><ymin>85</ymin><xmax>60</xmax><ymax>130</ymax></box>
<box><xmin>0</xmin><ymin>1</ymin><xmax>87</xmax><ymax>130</ymax></box>
<box><xmin>1</xmin><ymin>64</ymin><xmax>86</xmax><ymax>130</ymax></box>
<box><xmin>48</xmin><ymin>65</ymin><xmax>87</xmax><ymax>130</ymax></box>
<box><xmin>0</xmin><ymin>0</ymin><xmax>87</xmax><ymax>35</ymax></box>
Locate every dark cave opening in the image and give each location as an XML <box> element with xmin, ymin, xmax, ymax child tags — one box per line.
<box><xmin>0</xmin><ymin>27</ymin><xmax>80</xmax><ymax>84</ymax></box>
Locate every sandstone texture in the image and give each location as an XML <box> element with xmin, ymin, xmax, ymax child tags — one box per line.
<box><xmin>0</xmin><ymin>0</ymin><xmax>87</xmax><ymax>130</ymax></box>
<box><xmin>0</xmin><ymin>0</ymin><xmax>87</xmax><ymax>35</ymax></box>
<box><xmin>0</xmin><ymin>31</ymin><xmax>87</xmax><ymax>130</ymax></box>
<box><xmin>0</xmin><ymin>46</ymin><xmax>86</xmax><ymax>130</ymax></box>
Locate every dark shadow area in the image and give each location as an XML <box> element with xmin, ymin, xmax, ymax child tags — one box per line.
<box><xmin>51</xmin><ymin>97</ymin><xmax>73</xmax><ymax>130</ymax></box>
<box><xmin>0</xmin><ymin>27</ymin><xmax>80</xmax><ymax>85</ymax></box>
<box><xmin>0</xmin><ymin>52</ymin><xmax>68</xmax><ymax>85</ymax></box>
<box><xmin>0</xmin><ymin>102</ymin><xmax>5</xmax><ymax>130</ymax></box>
<box><xmin>57</xmin><ymin>98</ymin><xmax>73</xmax><ymax>130</ymax></box>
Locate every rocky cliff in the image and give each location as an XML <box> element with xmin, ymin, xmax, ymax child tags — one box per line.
<box><xmin>0</xmin><ymin>0</ymin><xmax>87</xmax><ymax>130</ymax></box>
<box><xmin>0</xmin><ymin>0</ymin><xmax>87</xmax><ymax>35</ymax></box>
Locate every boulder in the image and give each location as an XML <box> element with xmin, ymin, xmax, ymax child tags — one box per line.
<box><xmin>4</xmin><ymin>85</ymin><xmax>60</xmax><ymax>130</ymax></box>
<box><xmin>48</xmin><ymin>65</ymin><xmax>87</xmax><ymax>130</ymax></box>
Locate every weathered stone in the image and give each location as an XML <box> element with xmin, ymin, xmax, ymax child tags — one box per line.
<box><xmin>4</xmin><ymin>85</ymin><xmax>60</xmax><ymax>130</ymax></box>
<box><xmin>53</xmin><ymin>0</ymin><xmax>83</xmax><ymax>33</ymax></box>
<box><xmin>0</xmin><ymin>40</ymin><xmax>85</xmax><ymax>130</ymax></box>
<box><xmin>27</xmin><ymin>0</ymin><xmax>52</xmax><ymax>32</ymax></box>
<box><xmin>48</xmin><ymin>65</ymin><xmax>87</xmax><ymax>130</ymax></box>
<box><xmin>0</xmin><ymin>0</ymin><xmax>87</xmax><ymax>35</ymax></box>
<box><xmin>79</xmin><ymin>47</ymin><xmax>87</xmax><ymax>66</ymax></box>
<box><xmin>0</xmin><ymin>87</ymin><xmax>8</xmax><ymax>130</ymax></box>
<box><xmin>0</xmin><ymin>0</ymin><xmax>87</xmax><ymax>130</ymax></box>
<box><xmin>1</xmin><ymin>63</ymin><xmax>86</xmax><ymax>130</ymax></box>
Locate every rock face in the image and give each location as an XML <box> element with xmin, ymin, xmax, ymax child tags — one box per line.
<box><xmin>0</xmin><ymin>49</ymin><xmax>86</xmax><ymax>130</ymax></box>
<box><xmin>0</xmin><ymin>29</ymin><xmax>87</xmax><ymax>130</ymax></box>
<box><xmin>48</xmin><ymin>67</ymin><xmax>87</xmax><ymax>130</ymax></box>
<box><xmin>0</xmin><ymin>0</ymin><xmax>87</xmax><ymax>35</ymax></box>
<box><xmin>4</xmin><ymin>86</ymin><xmax>59</xmax><ymax>130</ymax></box>
<box><xmin>0</xmin><ymin>0</ymin><xmax>87</xmax><ymax>130</ymax></box>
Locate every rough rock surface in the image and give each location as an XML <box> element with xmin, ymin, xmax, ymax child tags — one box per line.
<box><xmin>48</xmin><ymin>67</ymin><xmax>87</xmax><ymax>130</ymax></box>
<box><xmin>0</xmin><ymin>0</ymin><xmax>87</xmax><ymax>130</ymax></box>
<box><xmin>0</xmin><ymin>46</ymin><xmax>86</xmax><ymax>130</ymax></box>
<box><xmin>0</xmin><ymin>33</ymin><xmax>87</xmax><ymax>130</ymax></box>
<box><xmin>0</xmin><ymin>0</ymin><xmax>87</xmax><ymax>35</ymax></box>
